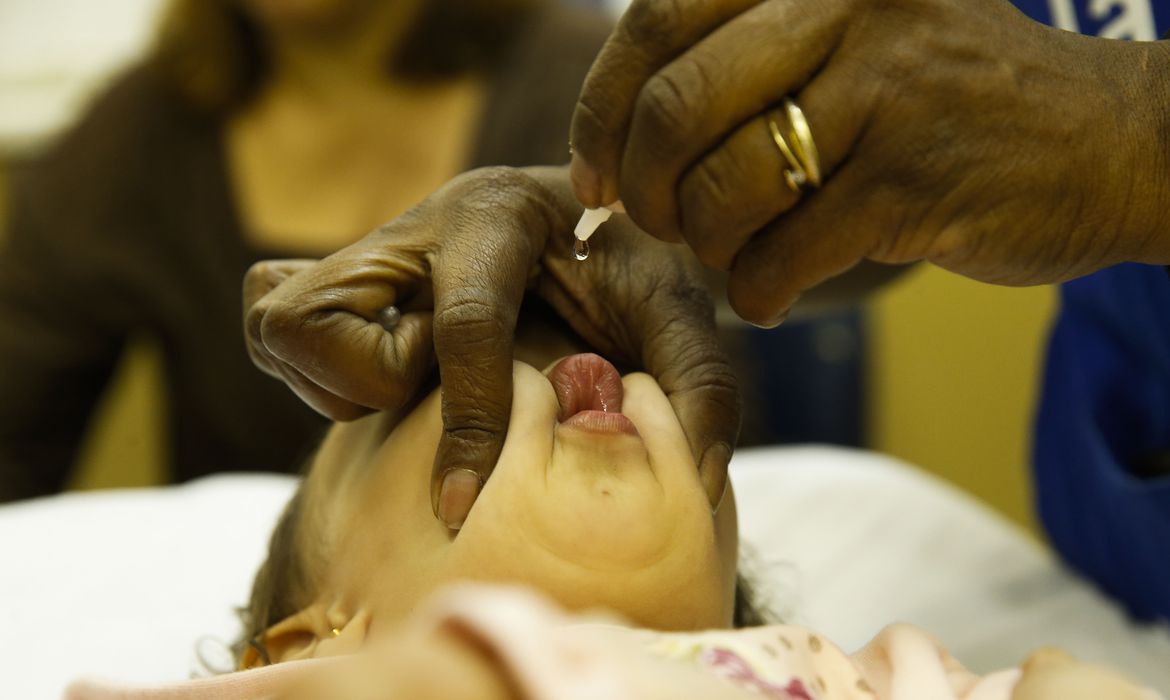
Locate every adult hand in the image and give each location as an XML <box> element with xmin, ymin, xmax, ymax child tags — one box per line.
<box><xmin>569</xmin><ymin>0</ymin><xmax>1170</xmax><ymax>326</ymax></box>
<box><xmin>244</xmin><ymin>166</ymin><xmax>738</xmax><ymax>527</ymax></box>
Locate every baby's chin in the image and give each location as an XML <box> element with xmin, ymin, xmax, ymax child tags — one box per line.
<box><xmin>536</xmin><ymin>570</ymin><xmax>726</xmax><ymax>631</ymax></box>
<box><xmin>527</xmin><ymin>532</ymin><xmax>729</xmax><ymax>630</ymax></box>
<box><xmin>453</xmin><ymin>511</ymin><xmax>725</xmax><ymax>630</ymax></box>
<box><xmin>507</xmin><ymin>486</ymin><xmax>728</xmax><ymax>630</ymax></box>
<box><xmin>448</xmin><ymin>463</ymin><xmax>729</xmax><ymax>630</ymax></box>
<box><xmin>495</xmin><ymin>475</ymin><xmax>674</xmax><ymax>572</ymax></box>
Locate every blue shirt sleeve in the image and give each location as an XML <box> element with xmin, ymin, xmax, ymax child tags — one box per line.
<box><xmin>1004</xmin><ymin>0</ymin><xmax>1168</xmax><ymax>39</ymax></box>
<box><xmin>1034</xmin><ymin>263</ymin><xmax>1170</xmax><ymax>623</ymax></box>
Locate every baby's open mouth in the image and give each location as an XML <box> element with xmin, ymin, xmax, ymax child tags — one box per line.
<box><xmin>548</xmin><ymin>353</ymin><xmax>639</xmax><ymax>436</ymax></box>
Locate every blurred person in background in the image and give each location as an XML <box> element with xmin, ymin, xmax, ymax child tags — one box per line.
<box><xmin>0</xmin><ymin>0</ymin><xmax>610</xmax><ymax>500</ymax></box>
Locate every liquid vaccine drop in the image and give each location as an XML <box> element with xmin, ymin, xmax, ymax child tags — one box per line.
<box><xmin>573</xmin><ymin>207</ymin><xmax>613</xmax><ymax>262</ymax></box>
<box><xmin>573</xmin><ymin>238</ymin><xmax>590</xmax><ymax>261</ymax></box>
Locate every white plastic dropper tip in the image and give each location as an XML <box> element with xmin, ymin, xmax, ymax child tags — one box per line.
<box><xmin>574</xmin><ymin>207</ymin><xmax>613</xmax><ymax>242</ymax></box>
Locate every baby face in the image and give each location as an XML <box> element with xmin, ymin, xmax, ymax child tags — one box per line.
<box><xmin>301</xmin><ymin>354</ymin><xmax>738</xmax><ymax>636</ymax></box>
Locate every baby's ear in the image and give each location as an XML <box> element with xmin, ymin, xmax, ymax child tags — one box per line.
<box><xmin>249</xmin><ymin>605</ymin><xmax>370</xmax><ymax>666</ymax></box>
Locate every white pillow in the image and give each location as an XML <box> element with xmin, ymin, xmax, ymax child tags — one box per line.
<box><xmin>2</xmin><ymin>447</ymin><xmax>1167</xmax><ymax>699</ymax></box>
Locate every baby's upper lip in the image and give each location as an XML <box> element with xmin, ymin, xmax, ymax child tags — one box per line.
<box><xmin>548</xmin><ymin>353</ymin><xmax>625</xmax><ymax>421</ymax></box>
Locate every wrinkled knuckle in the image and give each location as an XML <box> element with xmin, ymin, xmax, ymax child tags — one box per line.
<box><xmin>635</xmin><ymin>72</ymin><xmax>694</xmax><ymax>141</ymax></box>
<box><xmin>692</xmin><ymin>149</ymin><xmax>739</xmax><ymax>204</ymax></box>
<box><xmin>657</xmin><ymin>328</ymin><xmax>741</xmax><ymax>410</ymax></box>
<box><xmin>447</xmin><ymin>166</ymin><xmax>550</xmax><ymax>227</ymax></box>
<box><xmin>443</xmin><ymin>424</ymin><xmax>504</xmax><ymax>452</ymax></box>
<box><xmin>671</xmin><ymin>54</ymin><xmax>718</xmax><ymax>119</ymax></box>
<box><xmin>680</xmin><ymin>162</ymin><xmax>737</xmax><ymax>269</ymax></box>
<box><xmin>244</xmin><ymin>260</ymin><xmax>274</xmax><ymax>286</ymax></box>
<box><xmin>686</xmin><ymin>158</ymin><xmax>734</xmax><ymax>217</ymax></box>
<box><xmin>451</xmin><ymin>165</ymin><xmax>525</xmax><ymax>200</ymax></box>
<box><xmin>712</xmin><ymin>372</ymin><xmax>742</xmax><ymax>415</ymax></box>
<box><xmin>695</xmin><ymin>372</ymin><xmax>743</xmax><ymax>427</ymax></box>
<box><xmin>621</xmin><ymin>0</ymin><xmax>687</xmax><ymax>51</ymax></box>
<box><xmin>242</xmin><ymin>262</ymin><xmax>280</xmax><ymax>308</ymax></box>
<box><xmin>697</xmin><ymin>354</ymin><xmax>740</xmax><ymax>397</ymax></box>
<box><xmin>469</xmin><ymin>165</ymin><xmax>540</xmax><ymax>197</ymax></box>
<box><xmin>572</xmin><ymin>94</ymin><xmax>615</xmax><ymax>150</ymax></box>
<box><xmin>668</xmin><ymin>330</ymin><xmax>730</xmax><ymax>379</ymax></box>
<box><xmin>433</xmin><ymin>292</ymin><xmax>510</xmax><ymax>348</ymax></box>
<box><xmin>257</xmin><ymin>298</ymin><xmax>313</xmax><ymax>356</ymax></box>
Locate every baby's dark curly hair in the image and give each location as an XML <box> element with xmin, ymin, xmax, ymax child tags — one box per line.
<box><xmin>235</xmin><ymin>487</ymin><xmax>314</xmax><ymax>666</ymax></box>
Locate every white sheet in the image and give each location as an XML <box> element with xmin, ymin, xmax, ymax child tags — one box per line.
<box><xmin>1</xmin><ymin>446</ymin><xmax>1167</xmax><ymax>699</ymax></box>
<box><xmin>0</xmin><ymin>0</ymin><xmax>165</xmax><ymax>154</ymax></box>
<box><xmin>732</xmin><ymin>447</ymin><xmax>1170</xmax><ymax>690</ymax></box>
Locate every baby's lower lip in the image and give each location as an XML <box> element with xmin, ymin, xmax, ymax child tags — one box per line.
<box><xmin>561</xmin><ymin>410</ymin><xmax>640</xmax><ymax>437</ymax></box>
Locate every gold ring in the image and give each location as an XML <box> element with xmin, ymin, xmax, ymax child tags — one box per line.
<box><xmin>784</xmin><ymin>98</ymin><xmax>821</xmax><ymax>187</ymax></box>
<box><xmin>767</xmin><ymin>98</ymin><xmax>822</xmax><ymax>194</ymax></box>
<box><xmin>767</xmin><ymin>117</ymin><xmax>807</xmax><ymax>195</ymax></box>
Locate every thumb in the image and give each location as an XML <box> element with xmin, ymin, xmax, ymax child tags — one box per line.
<box><xmin>640</xmin><ymin>277</ymin><xmax>740</xmax><ymax>508</ymax></box>
<box><xmin>425</xmin><ymin>170</ymin><xmax>556</xmax><ymax>529</ymax></box>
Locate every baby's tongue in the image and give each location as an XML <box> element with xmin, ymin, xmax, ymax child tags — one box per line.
<box><xmin>548</xmin><ymin>353</ymin><xmax>624</xmax><ymax>421</ymax></box>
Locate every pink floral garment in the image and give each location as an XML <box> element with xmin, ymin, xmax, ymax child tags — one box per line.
<box><xmin>65</xmin><ymin>585</ymin><xmax>1160</xmax><ymax>700</ymax></box>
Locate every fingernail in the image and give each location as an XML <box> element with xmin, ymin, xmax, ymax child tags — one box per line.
<box><xmin>700</xmin><ymin>442</ymin><xmax>732</xmax><ymax>511</ymax></box>
<box><xmin>569</xmin><ymin>154</ymin><xmax>603</xmax><ymax>208</ymax></box>
<box><xmin>437</xmin><ymin>468</ymin><xmax>482</xmax><ymax>530</ymax></box>
<box><xmin>748</xmin><ymin>311</ymin><xmax>788</xmax><ymax>330</ymax></box>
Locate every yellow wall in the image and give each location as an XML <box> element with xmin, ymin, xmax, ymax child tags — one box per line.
<box><xmin>68</xmin><ymin>338</ymin><xmax>168</xmax><ymax>491</ymax></box>
<box><xmin>869</xmin><ymin>266</ymin><xmax>1057</xmax><ymax>530</ymax></box>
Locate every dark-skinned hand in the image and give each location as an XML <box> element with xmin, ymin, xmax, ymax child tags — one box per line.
<box><xmin>243</xmin><ymin>166</ymin><xmax>739</xmax><ymax>528</ymax></box>
<box><xmin>569</xmin><ymin>0</ymin><xmax>1170</xmax><ymax>326</ymax></box>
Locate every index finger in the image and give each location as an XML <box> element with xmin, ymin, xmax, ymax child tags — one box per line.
<box><xmin>569</xmin><ymin>0</ymin><xmax>760</xmax><ymax>209</ymax></box>
<box><xmin>249</xmin><ymin>247</ymin><xmax>436</xmax><ymax>416</ymax></box>
<box><xmin>242</xmin><ymin>259</ymin><xmax>319</xmax><ymax>379</ymax></box>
